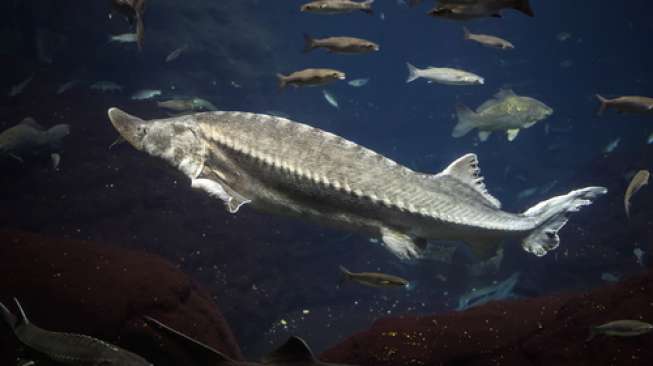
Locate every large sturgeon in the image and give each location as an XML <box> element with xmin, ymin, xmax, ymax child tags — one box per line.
<box><xmin>108</xmin><ymin>108</ymin><xmax>606</xmax><ymax>260</ymax></box>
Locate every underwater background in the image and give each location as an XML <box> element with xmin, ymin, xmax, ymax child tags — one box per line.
<box><xmin>1</xmin><ymin>1</ymin><xmax>652</xmax><ymax>365</ymax></box>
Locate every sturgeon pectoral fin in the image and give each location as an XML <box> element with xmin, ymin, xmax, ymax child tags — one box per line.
<box><xmin>191</xmin><ymin>178</ymin><xmax>251</xmax><ymax>214</ymax></box>
<box><xmin>380</xmin><ymin>227</ymin><xmax>422</xmax><ymax>260</ymax></box>
<box><xmin>506</xmin><ymin>129</ymin><xmax>520</xmax><ymax>141</ymax></box>
<box><xmin>226</xmin><ymin>193</ymin><xmax>251</xmax><ymax>214</ymax></box>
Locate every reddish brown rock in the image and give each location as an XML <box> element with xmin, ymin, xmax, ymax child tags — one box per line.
<box><xmin>320</xmin><ymin>271</ymin><xmax>653</xmax><ymax>366</ymax></box>
<box><xmin>0</xmin><ymin>229</ymin><xmax>243</xmax><ymax>366</ymax></box>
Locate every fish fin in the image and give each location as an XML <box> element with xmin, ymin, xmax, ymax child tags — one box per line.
<box><xmin>9</xmin><ymin>153</ymin><xmax>24</xmax><ymax>163</ymax></box>
<box><xmin>595</xmin><ymin>94</ymin><xmax>608</xmax><ymax>116</ymax></box>
<box><xmin>406</xmin><ymin>62</ymin><xmax>421</xmax><ymax>83</ymax></box>
<box><xmin>506</xmin><ymin>129</ymin><xmax>520</xmax><ymax>141</ymax></box>
<box><xmin>494</xmin><ymin>88</ymin><xmax>516</xmax><ymax>100</ymax></box>
<box><xmin>478</xmin><ymin>131</ymin><xmax>492</xmax><ymax>142</ymax></box>
<box><xmin>452</xmin><ymin>103</ymin><xmax>478</xmax><ymax>138</ymax></box>
<box><xmin>467</xmin><ymin>239</ymin><xmax>502</xmax><ymax>261</ymax></box>
<box><xmin>13</xmin><ymin>299</ymin><xmax>29</xmax><ymax>326</ymax></box>
<box><xmin>144</xmin><ymin>316</ymin><xmax>234</xmax><ymax>364</ymax></box>
<box><xmin>380</xmin><ymin>227</ymin><xmax>422</xmax><ymax>260</ymax></box>
<box><xmin>51</xmin><ymin>153</ymin><xmax>61</xmax><ymax>171</ymax></box>
<box><xmin>302</xmin><ymin>33</ymin><xmax>315</xmax><ymax>53</ymax></box>
<box><xmin>46</xmin><ymin>124</ymin><xmax>71</xmax><ymax>146</ymax></box>
<box><xmin>338</xmin><ymin>266</ymin><xmax>351</xmax><ymax>287</ymax></box>
<box><xmin>586</xmin><ymin>327</ymin><xmax>597</xmax><ymax>342</ymax></box>
<box><xmin>523</xmin><ymin>121</ymin><xmax>537</xmax><ymax>128</ymax></box>
<box><xmin>360</xmin><ymin>0</ymin><xmax>374</xmax><ymax>14</ymax></box>
<box><xmin>108</xmin><ymin>136</ymin><xmax>126</xmax><ymax>150</ymax></box>
<box><xmin>226</xmin><ymin>192</ymin><xmax>251</xmax><ymax>214</ymax></box>
<box><xmin>277</xmin><ymin>74</ymin><xmax>287</xmax><ymax>89</ymax></box>
<box><xmin>339</xmin><ymin>265</ymin><xmax>352</xmax><ymax>277</ymax></box>
<box><xmin>439</xmin><ymin>153</ymin><xmax>502</xmax><ymax>209</ymax></box>
<box><xmin>0</xmin><ymin>300</ymin><xmax>17</xmax><ymax>330</ymax></box>
<box><xmin>20</xmin><ymin>117</ymin><xmax>44</xmax><ymax>130</ymax></box>
<box><xmin>262</xmin><ymin>336</ymin><xmax>317</xmax><ymax>364</ymax></box>
<box><xmin>191</xmin><ymin>179</ymin><xmax>251</xmax><ymax>214</ymax></box>
<box><xmin>522</xmin><ymin>187</ymin><xmax>607</xmax><ymax>256</ymax></box>
<box><xmin>514</xmin><ymin>0</ymin><xmax>535</xmax><ymax>17</ymax></box>
<box><xmin>463</xmin><ymin>27</ymin><xmax>471</xmax><ymax>39</ymax></box>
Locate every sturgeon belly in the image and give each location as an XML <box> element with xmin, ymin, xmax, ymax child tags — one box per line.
<box><xmin>193</xmin><ymin>112</ymin><xmax>535</xmax><ymax>251</ymax></box>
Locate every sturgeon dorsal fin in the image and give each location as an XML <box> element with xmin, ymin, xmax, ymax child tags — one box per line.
<box><xmin>494</xmin><ymin>89</ymin><xmax>516</xmax><ymax>100</ymax></box>
<box><xmin>20</xmin><ymin>117</ymin><xmax>44</xmax><ymax>130</ymax></box>
<box><xmin>262</xmin><ymin>336</ymin><xmax>317</xmax><ymax>364</ymax></box>
<box><xmin>144</xmin><ymin>316</ymin><xmax>234</xmax><ymax>364</ymax></box>
<box><xmin>13</xmin><ymin>298</ymin><xmax>29</xmax><ymax>326</ymax></box>
<box><xmin>439</xmin><ymin>153</ymin><xmax>501</xmax><ymax>209</ymax></box>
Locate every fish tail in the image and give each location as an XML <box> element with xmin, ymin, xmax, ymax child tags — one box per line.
<box><xmin>406</xmin><ymin>62</ymin><xmax>421</xmax><ymax>83</ymax></box>
<box><xmin>302</xmin><ymin>33</ymin><xmax>315</xmax><ymax>53</ymax></box>
<box><xmin>521</xmin><ymin>187</ymin><xmax>608</xmax><ymax>257</ymax></box>
<box><xmin>361</xmin><ymin>0</ymin><xmax>374</xmax><ymax>14</ymax></box>
<box><xmin>463</xmin><ymin>27</ymin><xmax>471</xmax><ymax>39</ymax></box>
<box><xmin>0</xmin><ymin>300</ymin><xmax>17</xmax><ymax>331</ymax></box>
<box><xmin>338</xmin><ymin>266</ymin><xmax>352</xmax><ymax>287</ymax></box>
<box><xmin>595</xmin><ymin>94</ymin><xmax>608</xmax><ymax>116</ymax></box>
<box><xmin>47</xmin><ymin>124</ymin><xmax>71</xmax><ymax>148</ymax></box>
<box><xmin>514</xmin><ymin>0</ymin><xmax>534</xmax><ymax>17</ymax></box>
<box><xmin>452</xmin><ymin>103</ymin><xmax>478</xmax><ymax>138</ymax></box>
<box><xmin>586</xmin><ymin>327</ymin><xmax>597</xmax><ymax>342</ymax></box>
<box><xmin>277</xmin><ymin>74</ymin><xmax>287</xmax><ymax>89</ymax></box>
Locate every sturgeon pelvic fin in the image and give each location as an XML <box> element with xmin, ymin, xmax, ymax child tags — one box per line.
<box><xmin>522</xmin><ymin>187</ymin><xmax>608</xmax><ymax>256</ymax></box>
<box><xmin>0</xmin><ymin>300</ymin><xmax>18</xmax><ymax>330</ymax></box>
<box><xmin>380</xmin><ymin>227</ymin><xmax>422</xmax><ymax>260</ymax></box>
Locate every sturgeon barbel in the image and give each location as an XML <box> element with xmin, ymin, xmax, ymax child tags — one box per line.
<box><xmin>108</xmin><ymin>108</ymin><xmax>607</xmax><ymax>259</ymax></box>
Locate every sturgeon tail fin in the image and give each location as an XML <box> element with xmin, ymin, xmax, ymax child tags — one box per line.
<box><xmin>406</xmin><ymin>62</ymin><xmax>421</xmax><ymax>83</ymax></box>
<box><xmin>521</xmin><ymin>187</ymin><xmax>607</xmax><ymax>256</ymax></box>
<box><xmin>514</xmin><ymin>0</ymin><xmax>534</xmax><ymax>17</ymax></box>
<box><xmin>595</xmin><ymin>94</ymin><xmax>608</xmax><ymax>116</ymax></box>
<box><xmin>452</xmin><ymin>103</ymin><xmax>478</xmax><ymax>138</ymax></box>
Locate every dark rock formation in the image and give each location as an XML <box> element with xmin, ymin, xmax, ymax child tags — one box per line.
<box><xmin>0</xmin><ymin>229</ymin><xmax>242</xmax><ymax>366</ymax></box>
<box><xmin>320</xmin><ymin>270</ymin><xmax>653</xmax><ymax>365</ymax></box>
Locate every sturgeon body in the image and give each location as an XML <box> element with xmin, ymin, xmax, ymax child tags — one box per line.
<box><xmin>108</xmin><ymin>108</ymin><xmax>606</xmax><ymax>259</ymax></box>
<box><xmin>0</xmin><ymin>299</ymin><xmax>151</xmax><ymax>365</ymax></box>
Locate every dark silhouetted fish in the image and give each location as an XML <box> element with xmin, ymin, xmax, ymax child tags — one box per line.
<box><xmin>0</xmin><ymin>298</ymin><xmax>152</xmax><ymax>365</ymax></box>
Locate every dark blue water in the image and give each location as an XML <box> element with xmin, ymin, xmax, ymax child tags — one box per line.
<box><xmin>1</xmin><ymin>0</ymin><xmax>652</xmax><ymax>361</ymax></box>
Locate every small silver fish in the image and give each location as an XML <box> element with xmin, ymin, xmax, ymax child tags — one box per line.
<box><xmin>109</xmin><ymin>33</ymin><xmax>138</xmax><ymax>43</ymax></box>
<box><xmin>624</xmin><ymin>170</ymin><xmax>649</xmax><ymax>218</ymax></box>
<box><xmin>339</xmin><ymin>266</ymin><xmax>409</xmax><ymax>288</ymax></box>
<box><xmin>603</xmin><ymin>138</ymin><xmax>620</xmax><ymax>154</ymax></box>
<box><xmin>56</xmin><ymin>80</ymin><xmax>80</xmax><ymax>95</ymax></box>
<box><xmin>165</xmin><ymin>44</ymin><xmax>189</xmax><ymax>62</ymax></box>
<box><xmin>348</xmin><ymin>78</ymin><xmax>369</xmax><ymax>87</ymax></box>
<box><xmin>406</xmin><ymin>62</ymin><xmax>484</xmax><ymax>86</ymax></box>
<box><xmin>8</xmin><ymin>74</ymin><xmax>35</xmax><ymax>97</ymax></box>
<box><xmin>517</xmin><ymin>187</ymin><xmax>538</xmax><ymax>200</ymax></box>
<box><xmin>634</xmin><ymin>248</ymin><xmax>645</xmax><ymax>267</ymax></box>
<box><xmin>300</xmin><ymin>0</ymin><xmax>375</xmax><ymax>15</ymax></box>
<box><xmin>90</xmin><ymin>81</ymin><xmax>123</xmax><ymax>92</ymax></box>
<box><xmin>131</xmin><ymin>89</ymin><xmax>162</xmax><ymax>100</ymax></box>
<box><xmin>322</xmin><ymin>89</ymin><xmax>339</xmax><ymax>109</ymax></box>
<box><xmin>588</xmin><ymin>320</ymin><xmax>653</xmax><ymax>341</ymax></box>
<box><xmin>463</xmin><ymin>27</ymin><xmax>514</xmax><ymax>50</ymax></box>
